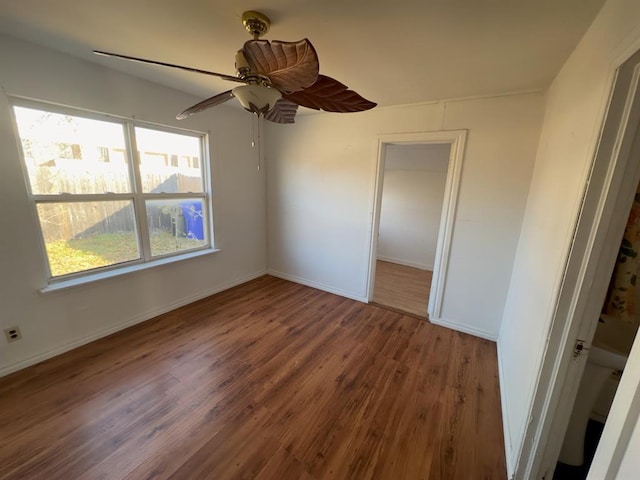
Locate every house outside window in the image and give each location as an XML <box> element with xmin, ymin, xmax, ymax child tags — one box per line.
<box><xmin>11</xmin><ymin>102</ymin><xmax>213</xmax><ymax>282</ymax></box>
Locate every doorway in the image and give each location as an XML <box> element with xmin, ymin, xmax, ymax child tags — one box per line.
<box><xmin>366</xmin><ymin>130</ymin><xmax>467</xmax><ymax>321</ymax></box>
<box><xmin>553</xmin><ymin>181</ymin><xmax>640</xmax><ymax>478</ymax></box>
<box><xmin>372</xmin><ymin>143</ymin><xmax>449</xmax><ymax>317</ymax></box>
<box><xmin>516</xmin><ymin>50</ymin><xmax>640</xmax><ymax>480</ymax></box>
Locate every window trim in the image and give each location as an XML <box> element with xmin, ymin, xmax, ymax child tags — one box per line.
<box><xmin>9</xmin><ymin>97</ymin><xmax>216</xmax><ymax>285</ymax></box>
<box><xmin>39</xmin><ymin>247</ymin><xmax>220</xmax><ymax>293</ymax></box>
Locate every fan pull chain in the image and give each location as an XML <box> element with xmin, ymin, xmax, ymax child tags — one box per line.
<box><xmin>250</xmin><ymin>115</ymin><xmax>261</xmax><ymax>171</ymax></box>
<box><xmin>257</xmin><ymin>116</ymin><xmax>262</xmax><ymax>172</ymax></box>
<box><xmin>251</xmin><ymin>116</ymin><xmax>256</xmax><ymax>148</ymax></box>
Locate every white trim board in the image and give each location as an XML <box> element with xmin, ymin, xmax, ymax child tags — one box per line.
<box><xmin>267</xmin><ymin>269</ymin><xmax>369</xmax><ymax>303</ymax></box>
<box><xmin>365</xmin><ymin>130</ymin><xmax>467</xmax><ymax>324</ymax></box>
<box><xmin>497</xmin><ymin>341</ymin><xmax>515</xmax><ymax>478</ymax></box>
<box><xmin>429</xmin><ymin>316</ymin><xmax>498</xmax><ymax>342</ymax></box>
<box><xmin>0</xmin><ymin>270</ymin><xmax>267</xmax><ymax>378</ymax></box>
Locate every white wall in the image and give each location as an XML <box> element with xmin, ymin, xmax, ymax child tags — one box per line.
<box><xmin>0</xmin><ymin>35</ymin><xmax>267</xmax><ymax>376</ymax></box>
<box><xmin>265</xmin><ymin>92</ymin><xmax>544</xmax><ymax>339</ymax></box>
<box><xmin>377</xmin><ymin>144</ymin><xmax>449</xmax><ymax>270</ymax></box>
<box><xmin>498</xmin><ymin>0</ymin><xmax>640</xmax><ymax>475</ymax></box>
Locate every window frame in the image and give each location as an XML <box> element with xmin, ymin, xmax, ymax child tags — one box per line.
<box><xmin>10</xmin><ymin>98</ymin><xmax>215</xmax><ymax>285</ymax></box>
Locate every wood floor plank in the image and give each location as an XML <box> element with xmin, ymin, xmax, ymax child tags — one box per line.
<box><xmin>373</xmin><ymin>260</ymin><xmax>432</xmax><ymax>317</ymax></box>
<box><xmin>255</xmin><ymin>446</ymin><xmax>315</xmax><ymax>480</ymax></box>
<box><xmin>166</xmin><ymin>406</ymin><xmax>279</xmax><ymax>480</ymax></box>
<box><xmin>0</xmin><ymin>275</ymin><xmax>506</xmax><ymax>480</ymax></box>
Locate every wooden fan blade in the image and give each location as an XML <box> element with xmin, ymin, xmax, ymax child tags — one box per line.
<box><xmin>93</xmin><ymin>50</ymin><xmax>244</xmax><ymax>83</ymax></box>
<box><xmin>242</xmin><ymin>39</ymin><xmax>319</xmax><ymax>93</ymax></box>
<box><xmin>283</xmin><ymin>75</ymin><xmax>377</xmax><ymax>113</ymax></box>
<box><xmin>176</xmin><ymin>90</ymin><xmax>235</xmax><ymax>120</ymax></box>
<box><xmin>264</xmin><ymin>99</ymin><xmax>298</xmax><ymax>124</ymax></box>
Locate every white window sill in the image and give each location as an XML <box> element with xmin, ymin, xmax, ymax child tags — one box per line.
<box><xmin>40</xmin><ymin>248</ymin><xmax>220</xmax><ymax>293</ymax></box>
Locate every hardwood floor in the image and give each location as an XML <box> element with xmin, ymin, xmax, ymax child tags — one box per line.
<box><xmin>373</xmin><ymin>260</ymin><xmax>432</xmax><ymax>317</ymax></box>
<box><xmin>0</xmin><ymin>275</ymin><xmax>506</xmax><ymax>480</ymax></box>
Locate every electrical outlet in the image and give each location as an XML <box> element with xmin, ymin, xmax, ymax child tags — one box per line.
<box><xmin>4</xmin><ymin>326</ymin><xmax>22</xmax><ymax>343</ymax></box>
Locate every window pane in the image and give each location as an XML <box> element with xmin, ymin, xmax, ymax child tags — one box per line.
<box><xmin>13</xmin><ymin>106</ymin><xmax>131</xmax><ymax>194</ymax></box>
<box><xmin>146</xmin><ymin>198</ymin><xmax>207</xmax><ymax>257</ymax></box>
<box><xmin>135</xmin><ymin>127</ymin><xmax>204</xmax><ymax>193</ymax></box>
<box><xmin>37</xmin><ymin>201</ymin><xmax>140</xmax><ymax>277</ymax></box>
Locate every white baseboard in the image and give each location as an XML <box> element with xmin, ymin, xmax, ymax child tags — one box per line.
<box><xmin>497</xmin><ymin>339</ymin><xmax>515</xmax><ymax>479</ymax></box>
<box><xmin>377</xmin><ymin>255</ymin><xmax>433</xmax><ymax>271</ymax></box>
<box><xmin>0</xmin><ymin>270</ymin><xmax>267</xmax><ymax>378</ymax></box>
<box><xmin>267</xmin><ymin>269</ymin><xmax>369</xmax><ymax>303</ymax></box>
<box><xmin>428</xmin><ymin>315</ymin><xmax>498</xmax><ymax>342</ymax></box>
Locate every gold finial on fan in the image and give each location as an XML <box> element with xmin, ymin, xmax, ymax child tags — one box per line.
<box><xmin>242</xmin><ymin>11</ymin><xmax>271</xmax><ymax>39</ymax></box>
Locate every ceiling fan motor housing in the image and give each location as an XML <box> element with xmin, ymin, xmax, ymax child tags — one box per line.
<box><xmin>235</xmin><ymin>50</ymin><xmax>251</xmax><ymax>78</ymax></box>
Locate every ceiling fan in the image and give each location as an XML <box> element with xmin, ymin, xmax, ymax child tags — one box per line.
<box><xmin>93</xmin><ymin>11</ymin><xmax>376</xmax><ymax>124</ymax></box>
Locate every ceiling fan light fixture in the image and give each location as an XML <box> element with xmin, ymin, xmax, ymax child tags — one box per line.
<box><xmin>232</xmin><ymin>84</ymin><xmax>282</xmax><ymax>116</ymax></box>
<box><xmin>94</xmin><ymin>10</ymin><xmax>375</xmax><ymax>123</ymax></box>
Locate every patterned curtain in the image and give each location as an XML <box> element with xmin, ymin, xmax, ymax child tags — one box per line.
<box><xmin>605</xmin><ymin>190</ymin><xmax>640</xmax><ymax>326</ymax></box>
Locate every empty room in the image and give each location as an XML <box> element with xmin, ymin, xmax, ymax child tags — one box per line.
<box><xmin>2</xmin><ymin>1</ymin><xmax>640</xmax><ymax>479</ymax></box>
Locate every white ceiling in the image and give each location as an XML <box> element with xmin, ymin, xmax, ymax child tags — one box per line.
<box><xmin>0</xmin><ymin>0</ymin><xmax>604</xmax><ymax>109</ymax></box>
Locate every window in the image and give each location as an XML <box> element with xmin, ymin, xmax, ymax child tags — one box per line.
<box><xmin>12</xmin><ymin>103</ymin><xmax>212</xmax><ymax>281</ymax></box>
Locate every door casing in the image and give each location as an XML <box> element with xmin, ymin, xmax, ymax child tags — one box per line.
<box><xmin>366</xmin><ymin>130</ymin><xmax>467</xmax><ymax>320</ymax></box>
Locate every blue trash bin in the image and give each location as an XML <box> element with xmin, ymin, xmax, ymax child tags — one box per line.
<box><xmin>180</xmin><ymin>201</ymin><xmax>204</xmax><ymax>240</ymax></box>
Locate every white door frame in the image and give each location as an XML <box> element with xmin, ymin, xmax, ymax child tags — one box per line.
<box><xmin>515</xmin><ymin>48</ymin><xmax>640</xmax><ymax>479</ymax></box>
<box><xmin>366</xmin><ymin>130</ymin><xmax>467</xmax><ymax>319</ymax></box>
